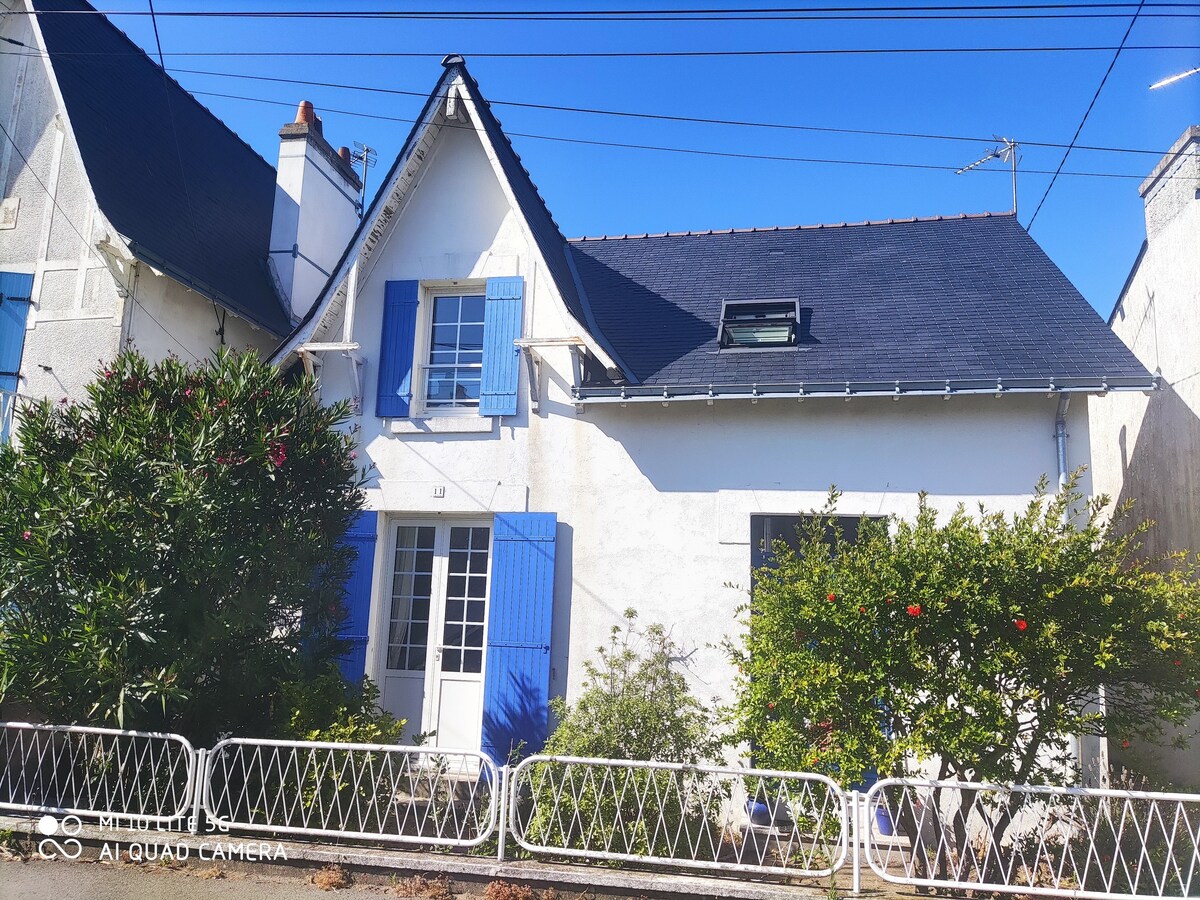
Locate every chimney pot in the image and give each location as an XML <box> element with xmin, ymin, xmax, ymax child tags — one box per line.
<box><xmin>294</xmin><ymin>100</ymin><xmax>315</xmax><ymax>125</ymax></box>
<box><xmin>338</xmin><ymin>146</ymin><xmax>351</xmax><ymax>163</ymax></box>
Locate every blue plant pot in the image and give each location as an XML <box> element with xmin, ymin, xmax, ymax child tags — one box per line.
<box><xmin>875</xmin><ymin>805</ymin><xmax>895</xmax><ymax>836</ymax></box>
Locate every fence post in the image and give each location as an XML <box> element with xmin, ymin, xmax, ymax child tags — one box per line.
<box><xmin>189</xmin><ymin>748</ymin><xmax>206</xmax><ymax>835</ymax></box>
<box><xmin>496</xmin><ymin>765</ymin><xmax>509</xmax><ymax>861</ymax></box>
<box><xmin>850</xmin><ymin>789</ymin><xmax>862</xmax><ymax>896</ymax></box>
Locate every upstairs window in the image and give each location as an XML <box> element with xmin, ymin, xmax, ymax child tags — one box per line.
<box><xmin>424</xmin><ymin>293</ymin><xmax>485</xmax><ymax>409</ymax></box>
<box><xmin>720</xmin><ymin>300</ymin><xmax>798</xmax><ymax>349</ymax></box>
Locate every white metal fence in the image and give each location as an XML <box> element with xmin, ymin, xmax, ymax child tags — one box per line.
<box><xmin>0</xmin><ymin>722</ymin><xmax>196</xmax><ymax>824</ymax></box>
<box><xmin>202</xmin><ymin>737</ymin><xmax>499</xmax><ymax>847</ymax></box>
<box><xmin>863</xmin><ymin>778</ymin><xmax>1200</xmax><ymax>900</ymax></box>
<box><xmin>4</xmin><ymin>719</ymin><xmax>1200</xmax><ymax>898</ymax></box>
<box><xmin>509</xmin><ymin>754</ymin><xmax>846</xmax><ymax>876</ymax></box>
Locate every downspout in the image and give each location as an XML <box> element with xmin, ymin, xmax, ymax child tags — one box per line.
<box><xmin>1055</xmin><ymin>394</ymin><xmax>1070</xmax><ymax>490</ymax></box>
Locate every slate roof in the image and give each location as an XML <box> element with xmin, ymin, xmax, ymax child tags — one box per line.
<box><xmin>32</xmin><ymin>0</ymin><xmax>291</xmax><ymax>335</ymax></box>
<box><xmin>567</xmin><ymin>213</ymin><xmax>1153</xmax><ymax>391</ymax></box>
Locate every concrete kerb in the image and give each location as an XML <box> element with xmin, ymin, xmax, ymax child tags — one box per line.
<box><xmin>0</xmin><ymin>814</ymin><xmax>833</xmax><ymax>900</ymax></box>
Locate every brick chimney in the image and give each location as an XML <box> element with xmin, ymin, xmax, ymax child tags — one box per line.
<box><xmin>1140</xmin><ymin>125</ymin><xmax>1200</xmax><ymax>240</ymax></box>
<box><xmin>269</xmin><ymin>101</ymin><xmax>363</xmax><ymax>320</ymax></box>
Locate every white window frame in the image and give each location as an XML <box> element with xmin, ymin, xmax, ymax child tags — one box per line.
<box><xmin>411</xmin><ymin>280</ymin><xmax>488</xmax><ymax>418</ymax></box>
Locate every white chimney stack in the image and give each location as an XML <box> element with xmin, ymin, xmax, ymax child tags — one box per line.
<box><xmin>269</xmin><ymin>100</ymin><xmax>363</xmax><ymax>321</ymax></box>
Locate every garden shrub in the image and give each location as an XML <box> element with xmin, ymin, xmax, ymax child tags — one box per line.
<box><xmin>0</xmin><ymin>349</ymin><xmax>364</xmax><ymax>743</ymax></box>
<box><xmin>520</xmin><ymin>609</ymin><xmax>727</xmax><ymax>859</ymax></box>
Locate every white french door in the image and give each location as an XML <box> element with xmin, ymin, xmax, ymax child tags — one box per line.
<box><xmin>378</xmin><ymin>519</ymin><xmax>491</xmax><ymax>750</ymax></box>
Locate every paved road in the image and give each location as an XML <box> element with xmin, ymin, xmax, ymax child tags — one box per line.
<box><xmin>0</xmin><ymin>858</ymin><xmax>386</xmax><ymax>900</ymax></box>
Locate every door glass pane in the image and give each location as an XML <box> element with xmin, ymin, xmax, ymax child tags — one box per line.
<box><xmin>441</xmin><ymin>526</ymin><xmax>490</xmax><ymax>674</ymax></box>
<box><xmin>387</xmin><ymin>525</ymin><xmax>435</xmax><ymax>671</ymax></box>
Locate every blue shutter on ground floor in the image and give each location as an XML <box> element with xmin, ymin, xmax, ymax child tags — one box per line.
<box><xmin>0</xmin><ymin>272</ymin><xmax>34</xmax><ymax>393</ymax></box>
<box><xmin>479</xmin><ymin>276</ymin><xmax>524</xmax><ymax>417</ymax></box>
<box><xmin>482</xmin><ymin>512</ymin><xmax>557</xmax><ymax>764</ymax></box>
<box><xmin>376</xmin><ymin>280</ymin><xmax>419</xmax><ymax>418</ymax></box>
<box><xmin>337</xmin><ymin>510</ymin><xmax>378</xmax><ymax>682</ymax></box>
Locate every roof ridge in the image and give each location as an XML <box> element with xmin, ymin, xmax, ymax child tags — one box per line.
<box><xmin>568</xmin><ymin>210</ymin><xmax>1014</xmax><ymax>242</ymax></box>
<box><xmin>36</xmin><ymin>0</ymin><xmax>275</xmax><ymax>174</ymax></box>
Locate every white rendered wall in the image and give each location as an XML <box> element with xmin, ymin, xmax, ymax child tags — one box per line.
<box><xmin>313</xmin><ymin>115</ymin><xmax>1098</xmax><ymax>720</ymax></box>
<box><xmin>1089</xmin><ymin>135</ymin><xmax>1200</xmax><ymax>789</ymax></box>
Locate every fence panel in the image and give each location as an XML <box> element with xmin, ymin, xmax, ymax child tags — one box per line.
<box><xmin>864</xmin><ymin>778</ymin><xmax>1200</xmax><ymax>899</ymax></box>
<box><xmin>509</xmin><ymin>754</ymin><xmax>847</xmax><ymax>876</ymax></box>
<box><xmin>202</xmin><ymin>738</ymin><xmax>498</xmax><ymax>847</ymax></box>
<box><xmin>0</xmin><ymin>721</ymin><xmax>196</xmax><ymax>824</ymax></box>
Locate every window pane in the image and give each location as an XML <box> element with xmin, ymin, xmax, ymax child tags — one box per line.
<box><xmin>463</xmin><ymin>649</ymin><xmax>482</xmax><ymax>673</ymax></box>
<box><xmin>467</xmin><ymin>576</ymin><xmax>487</xmax><ymax>599</ymax></box>
<box><xmin>448</xmin><ymin>550</ymin><xmax>469</xmax><ymax>574</ymax></box>
<box><xmin>431</xmin><ymin>325</ymin><xmax>459</xmax><ymax>353</ymax></box>
<box><xmin>442</xmin><ymin>649</ymin><xmax>461</xmax><ymax>672</ymax></box>
<box><xmin>460</xmin><ymin>295</ymin><xmax>485</xmax><ymax>322</ymax></box>
<box><xmin>467</xmin><ymin>600</ymin><xmax>485</xmax><ymax>623</ymax></box>
<box><xmin>464</xmin><ymin>624</ymin><xmax>484</xmax><ymax>648</ymax></box>
<box><xmin>388</xmin><ymin>523</ymin><xmax>435</xmax><ymax>672</ymax></box>
<box><xmin>450</xmin><ymin>529</ymin><xmax>470</xmax><ymax>550</ymax></box>
<box><xmin>447</xmin><ymin>575</ymin><xmax>466</xmax><ymax>598</ymax></box>
<box><xmin>446</xmin><ymin>598</ymin><xmax>465</xmax><ymax>621</ymax></box>
<box><xmin>433</xmin><ymin>296</ymin><xmax>460</xmax><ymax>323</ymax></box>
<box><xmin>458</xmin><ymin>324</ymin><xmax>484</xmax><ymax>350</ymax></box>
<box><xmin>468</xmin><ymin>552</ymin><xmax>487</xmax><ymax>574</ymax></box>
<box><xmin>471</xmin><ymin>527</ymin><xmax>490</xmax><ymax>548</ymax></box>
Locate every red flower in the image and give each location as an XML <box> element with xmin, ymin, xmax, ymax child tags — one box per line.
<box><xmin>859</xmin><ymin>606</ymin><xmax>867</xmax><ymax>614</ymax></box>
<box><xmin>886</xmin><ymin>598</ymin><xmax>894</xmax><ymax>605</ymax></box>
<box><xmin>768</xmin><ymin>701</ymin><xmax>776</xmax><ymax>710</ymax></box>
<box><xmin>1174</xmin><ymin>660</ymin><xmax>1183</xmax><ymax>667</ymax></box>
<box><xmin>1015</xmin><ymin>619</ymin><xmax>1028</xmax><ymax>632</ymax></box>
<box><xmin>103</xmin><ymin>370</ymin><xmax>113</xmax><ymax>379</ymax></box>
<box><xmin>267</xmin><ymin>442</ymin><xmax>287</xmax><ymax>468</ymax></box>
<box><xmin>906</xmin><ymin>604</ymin><xmax>921</xmax><ymax>617</ymax></box>
<box><xmin>1121</xmin><ymin>739</ymin><xmax>1131</xmax><ymax>749</ymax></box>
<box><xmin>827</xmin><ymin>593</ymin><xmax>836</xmax><ymax>602</ymax></box>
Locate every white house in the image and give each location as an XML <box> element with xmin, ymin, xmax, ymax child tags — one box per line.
<box><xmin>1090</xmin><ymin>125</ymin><xmax>1200</xmax><ymax>789</ymax></box>
<box><xmin>274</xmin><ymin>57</ymin><xmax>1156</xmax><ymax>764</ymax></box>
<box><xmin>0</xmin><ymin>0</ymin><xmax>360</xmax><ymax>436</ymax></box>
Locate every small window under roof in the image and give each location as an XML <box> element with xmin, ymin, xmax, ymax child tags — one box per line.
<box><xmin>720</xmin><ymin>300</ymin><xmax>799</xmax><ymax>349</ymax></box>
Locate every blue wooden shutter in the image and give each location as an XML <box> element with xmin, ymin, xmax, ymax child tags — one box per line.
<box><xmin>337</xmin><ymin>510</ymin><xmax>378</xmax><ymax>682</ymax></box>
<box><xmin>482</xmin><ymin>512</ymin><xmax>556</xmax><ymax>764</ymax></box>
<box><xmin>0</xmin><ymin>272</ymin><xmax>34</xmax><ymax>394</ymax></box>
<box><xmin>376</xmin><ymin>280</ymin><xmax>419</xmax><ymax>417</ymax></box>
<box><xmin>479</xmin><ymin>276</ymin><xmax>524</xmax><ymax>417</ymax></box>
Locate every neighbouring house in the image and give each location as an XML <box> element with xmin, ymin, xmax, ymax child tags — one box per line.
<box><xmin>273</xmin><ymin>56</ymin><xmax>1157</xmax><ymax>766</ymax></box>
<box><xmin>0</xmin><ymin>0</ymin><xmax>361</xmax><ymax>438</ymax></box>
<box><xmin>1090</xmin><ymin>125</ymin><xmax>1200</xmax><ymax>790</ymax></box>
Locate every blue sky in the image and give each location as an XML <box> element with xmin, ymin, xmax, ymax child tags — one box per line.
<box><xmin>94</xmin><ymin>1</ymin><xmax>1199</xmax><ymax>316</ymax></box>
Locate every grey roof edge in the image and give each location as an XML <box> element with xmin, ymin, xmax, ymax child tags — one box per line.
<box><xmin>126</xmin><ymin>241</ymin><xmax>289</xmax><ymax>335</ymax></box>
<box><xmin>568</xmin><ymin>211</ymin><xmax>1015</xmax><ymax>242</ymax></box>
<box><xmin>1109</xmin><ymin>239</ymin><xmax>1149</xmax><ymax>326</ymax></box>
<box><xmin>1139</xmin><ymin>125</ymin><xmax>1200</xmax><ymax>197</ymax></box>
<box><xmin>575</xmin><ymin>375</ymin><xmax>1161</xmax><ymax>403</ymax></box>
<box><xmin>561</xmin><ymin>242</ymin><xmax>639</xmax><ymax>385</ymax></box>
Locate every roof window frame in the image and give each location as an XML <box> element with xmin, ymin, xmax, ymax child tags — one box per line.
<box><xmin>718</xmin><ymin>298</ymin><xmax>800</xmax><ymax>351</ymax></box>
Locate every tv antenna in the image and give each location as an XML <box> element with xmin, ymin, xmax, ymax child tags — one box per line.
<box><xmin>956</xmin><ymin>136</ymin><xmax>1020</xmax><ymax>218</ymax></box>
<box><xmin>351</xmin><ymin>142</ymin><xmax>377</xmax><ymax>216</ymax></box>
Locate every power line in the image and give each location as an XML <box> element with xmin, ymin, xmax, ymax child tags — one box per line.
<box><xmin>6</xmin><ymin>45</ymin><xmax>1198</xmax><ymax>58</ymax></box>
<box><xmin>1027</xmin><ymin>0</ymin><xmax>1149</xmax><ymax>228</ymax></box>
<box><xmin>19</xmin><ymin>2</ymin><xmax>1200</xmax><ymax>19</ymax></box>
<box><xmin>187</xmin><ymin>86</ymin><xmax>1171</xmax><ymax>181</ymax></box>
<box><xmin>176</xmin><ymin>66</ymin><xmax>1195</xmax><ymax>161</ymax></box>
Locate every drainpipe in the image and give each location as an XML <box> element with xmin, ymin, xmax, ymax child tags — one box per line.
<box><xmin>1054</xmin><ymin>394</ymin><xmax>1071</xmax><ymax>490</ymax></box>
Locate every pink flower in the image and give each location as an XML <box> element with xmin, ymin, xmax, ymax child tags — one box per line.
<box><xmin>22</xmin><ymin>530</ymin><xmax>31</xmax><ymax>541</ymax></box>
<box><xmin>350</xmin><ymin>451</ymin><xmax>357</xmax><ymax>460</ymax></box>
<box><xmin>267</xmin><ymin>442</ymin><xmax>287</xmax><ymax>468</ymax></box>
<box><xmin>184</xmin><ymin>389</ymin><xmax>193</xmax><ymax>398</ymax></box>
<box><xmin>103</xmin><ymin>370</ymin><xmax>113</xmax><ymax>379</ymax></box>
